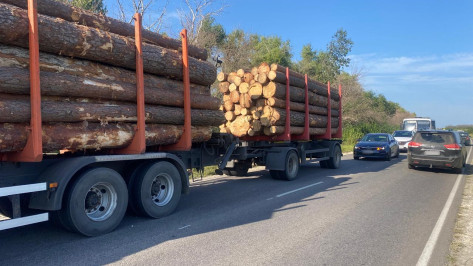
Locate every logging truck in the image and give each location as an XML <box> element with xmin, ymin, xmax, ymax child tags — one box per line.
<box><xmin>0</xmin><ymin>0</ymin><xmax>343</xmax><ymax>236</ymax></box>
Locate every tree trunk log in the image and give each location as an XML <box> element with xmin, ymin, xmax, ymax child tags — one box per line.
<box><xmin>248</xmin><ymin>83</ymin><xmax>263</xmax><ymax>100</ymax></box>
<box><xmin>218</xmin><ymin>82</ymin><xmax>230</xmax><ymax>93</ymax></box>
<box><xmin>0</xmin><ymin>95</ymin><xmax>225</xmax><ymax>126</ymax></box>
<box><xmin>265</xmin><ymin>126</ymin><xmax>338</xmax><ymax>136</ymax></box>
<box><xmin>268</xmin><ymin>97</ymin><xmax>339</xmax><ymax>117</ymax></box>
<box><xmin>270</xmin><ymin>63</ymin><xmax>339</xmax><ymax>100</ymax></box>
<box><xmin>0</xmin><ymin>122</ymin><xmax>212</xmax><ymax>153</ymax></box>
<box><xmin>0</xmin><ymin>0</ymin><xmax>208</xmax><ymax>61</ymax></box>
<box><xmin>228</xmin><ymin>116</ymin><xmax>251</xmax><ymax>137</ymax></box>
<box><xmin>0</xmin><ymin>3</ymin><xmax>216</xmax><ymax>86</ymax></box>
<box><xmin>0</xmin><ymin>66</ymin><xmax>220</xmax><ymax>110</ymax></box>
<box><xmin>239</xmin><ymin>93</ymin><xmax>252</xmax><ymax>108</ymax></box>
<box><xmin>0</xmin><ymin>45</ymin><xmax>210</xmax><ymax>95</ymax></box>
<box><xmin>260</xmin><ymin>107</ymin><xmax>339</xmax><ymax>127</ymax></box>
<box><xmin>263</xmin><ymin>82</ymin><xmax>339</xmax><ymax>107</ymax></box>
<box><xmin>268</xmin><ymin>70</ymin><xmax>305</xmax><ymax>89</ymax></box>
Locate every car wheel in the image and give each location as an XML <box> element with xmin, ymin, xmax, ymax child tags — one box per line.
<box><xmin>395</xmin><ymin>149</ymin><xmax>400</xmax><ymax>158</ymax></box>
<box><xmin>385</xmin><ymin>150</ymin><xmax>391</xmax><ymax>161</ymax></box>
<box><xmin>354</xmin><ymin>156</ymin><xmax>360</xmax><ymax>160</ymax></box>
<box><xmin>453</xmin><ymin>167</ymin><xmax>462</xmax><ymax>174</ymax></box>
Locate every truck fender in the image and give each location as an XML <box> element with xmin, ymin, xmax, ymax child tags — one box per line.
<box><xmin>265</xmin><ymin>147</ymin><xmax>298</xmax><ymax>171</ymax></box>
<box><xmin>29</xmin><ymin>153</ymin><xmax>189</xmax><ymax>211</ymax></box>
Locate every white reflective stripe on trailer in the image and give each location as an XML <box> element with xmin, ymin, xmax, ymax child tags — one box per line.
<box><xmin>0</xmin><ymin>183</ymin><xmax>47</xmax><ymax>197</ymax></box>
<box><xmin>0</xmin><ymin>213</ymin><xmax>49</xmax><ymax>230</ymax></box>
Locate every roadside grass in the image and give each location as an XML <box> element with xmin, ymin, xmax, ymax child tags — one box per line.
<box><xmin>447</xmin><ymin>162</ymin><xmax>473</xmax><ymax>265</ymax></box>
<box><xmin>190</xmin><ymin>165</ymin><xmax>219</xmax><ymax>180</ymax></box>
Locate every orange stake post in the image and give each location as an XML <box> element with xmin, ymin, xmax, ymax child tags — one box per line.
<box><xmin>3</xmin><ymin>0</ymin><xmax>43</xmax><ymax>162</ymax></box>
<box><xmin>292</xmin><ymin>74</ymin><xmax>310</xmax><ymax>141</ymax></box>
<box><xmin>274</xmin><ymin>67</ymin><xmax>291</xmax><ymax>141</ymax></box>
<box><xmin>161</xmin><ymin>29</ymin><xmax>192</xmax><ymax>151</ymax></box>
<box><xmin>117</xmin><ymin>13</ymin><xmax>146</xmax><ymax>154</ymax></box>
<box><xmin>316</xmin><ymin>81</ymin><xmax>332</xmax><ymax>140</ymax></box>
<box><xmin>333</xmin><ymin>84</ymin><xmax>343</xmax><ymax>138</ymax></box>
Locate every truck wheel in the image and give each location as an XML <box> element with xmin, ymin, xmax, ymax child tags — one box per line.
<box><xmin>320</xmin><ymin>160</ymin><xmax>328</xmax><ymax>168</ymax></box>
<box><xmin>269</xmin><ymin>170</ymin><xmax>282</xmax><ymax>180</ymax></box>
<box><xmin>278</xmin><ymin>150</ymin><xmax>300</xmax><ymax>181</ymax></box>
<box><xmin>229</xmin><ymin>162</ymin><xmax>250</xmax><ymax>176</ymax></box>
<box><xmin>131</xmin><ymin>161</ymin><xmax>182</xmax><ymax>219</ymax></box>
<box><xmin>327</xmin><ymin>145</ymin><xmax>341</xmax><ymax>169</ymax></box>
<box><xmin>61</xmin><ymin>167</ymin><xmax>128</xmax><ymax>236</ymax></box>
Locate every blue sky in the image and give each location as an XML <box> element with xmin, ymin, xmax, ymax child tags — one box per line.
<box><xmin>104</xmin><ymin>0</ymin><xmax>473</xmax><ymax>128</ymax></box>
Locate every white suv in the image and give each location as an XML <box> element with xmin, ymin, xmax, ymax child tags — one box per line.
<box><xmin>393</xmin><ymin>130</ymin><xmax>414</xmax><ymax>152</ymax></box>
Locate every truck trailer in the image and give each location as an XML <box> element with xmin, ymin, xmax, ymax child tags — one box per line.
<box><xmin>0</xmin><ymin>1</ymin><xmax>343</xmax><ymax>236</ymax></box>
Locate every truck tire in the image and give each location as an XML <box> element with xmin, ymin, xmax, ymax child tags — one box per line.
<box><xmin>131</xmin><ymin>161</ymin><xmax>182</xmax><ymax>219</ymax></box>
<box><xmin>229</xmin><ymin>162</ymin><xmax>250</xmax><ymax>176</ymax></box>
<box><xmin>277</xmin><ymin>150</ymin><xmax>300</xmax><ymax>181</ymax></box>
<box><xmin>327</xmin><ymin>145</ymin><xmax>341</xmax><ymax>169</ymax></box>
<box><xmin>60</xmin><ymin>167</ymin><xmax>128</xmax><ymax>236</ymax></box>
<box><xmin>269</xmin><ymin>170</ymin><xmax>282</xmax><ymax>180</ymax></box>
<box><xmin>320</xmin><ymin>160</ymin><xmax>328</xmax><ymax>168</ymax></box>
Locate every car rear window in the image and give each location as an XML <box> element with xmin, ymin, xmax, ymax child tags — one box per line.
<box><xmin>393</xmin><ymin>131</ymin><xmax>412</xmax><ymax>137</ymax></box>
<box><xmin>413</xmin><ymin>132</ymin><xmax>455</xmax><ymax>144</ymax></box>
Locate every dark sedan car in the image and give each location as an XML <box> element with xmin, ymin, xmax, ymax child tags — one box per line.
<box><xmin>354</xmin><ymin>133</ymin><xmax>399</xmax><ymax>160</ymax></box>
<box><xmin>459</xmin><ymin>131</ymin><xmax>471</xmax><ymax>146</ymax></box>
<box><xmin>408</xmin><ymin>130</ymin><xmax>468</xmax><ymax>173</ymax></box>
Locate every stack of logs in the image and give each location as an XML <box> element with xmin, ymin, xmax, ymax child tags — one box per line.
<box><xmin>0</xmin><ymin>0</ymin><xmax>224</xmax><ymax>153</ymax></box>
<box><xmin>218</xmin><ymin>63</ymin><xmax>340</xmax><ymax>138</ymax></box>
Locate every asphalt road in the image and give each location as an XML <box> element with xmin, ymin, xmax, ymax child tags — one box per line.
<box><xmin>1</xmin><ymin>148</ymin><xmax>471</xmax><ymax>265</ymax></box>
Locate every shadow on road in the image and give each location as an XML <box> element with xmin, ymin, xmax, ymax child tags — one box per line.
<box><xmin>0</xmin><ymin>154</ymin><xmax>406</xmax><ymax>264</ymax></box>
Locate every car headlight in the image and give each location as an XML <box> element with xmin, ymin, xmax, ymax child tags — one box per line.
<box><xmin>354</xmin><ymin>146</ymin><xmax>361</xmax><ymax>150</ymax></box>
<box><xmin>376</xmin><ymin>147</ymin><xmax>385</xmax><ymax>150</ymax></box>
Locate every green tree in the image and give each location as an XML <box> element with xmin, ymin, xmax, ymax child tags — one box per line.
<box><xmin>221</xmin><ymin>29</ymin><xmax>253</xmax><ymax>72</ymax></box>
<box><xmin>328</xmin><ymin>29</ymin><xmax>353</xmax><ymax>71</ymax></box>
<box><xmin>194</xmin><ymin>16</ymin><xmax>226</xmax><ymax>53</ymax></box>
<box><xmin>57</xmin><ymin>0</ymin><xmax>107</xmax><ymax>14</ymax></box>
<box><xmin>250</xmin><ymin>35</ymin><xmax>292</xmax><ymax>67</ymax></box>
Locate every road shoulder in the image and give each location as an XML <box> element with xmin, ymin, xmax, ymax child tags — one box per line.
<box><xmin>448</xmin><ymin>160</ymin><xmax>473</xmax><ymax>265</ymax></box>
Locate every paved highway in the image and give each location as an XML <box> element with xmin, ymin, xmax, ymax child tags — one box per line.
<box><xmin>1</xmin><ymin>147</ymin><xmax>471</xmax><ymax>265</ymax></box>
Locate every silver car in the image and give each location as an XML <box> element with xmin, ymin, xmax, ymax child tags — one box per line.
<box><xmin>393</xmin><ymin>130</ymin><xmax>414</xmax><ymax>152</ymax></box>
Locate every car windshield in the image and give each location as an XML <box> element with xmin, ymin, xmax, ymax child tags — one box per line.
<box><xmin>413</xmin><ymin>132</ymin><xmax>454</xmax><ymax>144</ymax></box>
<box><xmin>361</xmin><ymin>134</ymin><xmax>388</xmax><ymax>142</ymax></box>
<box><xmin>393</xmin><ymin>131</ymin><xmax>412</xmax><ymax>137</ymax></box>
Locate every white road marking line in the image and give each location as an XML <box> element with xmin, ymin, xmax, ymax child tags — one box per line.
<box><xmin>267</xmin><ymin>182</ymin><xmax>324</xmax><ymax>200</ymax></box>
<box><xmin>178</xmin><ymin>225</ymin><xmax>191</xmax><ymax>230</ymax></box>
<box><xmin>416</xmin><ymin>146</ymin><xmax>472</xmax><ymax>266</ymax></box>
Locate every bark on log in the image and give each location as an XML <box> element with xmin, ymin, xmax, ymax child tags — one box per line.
<box><xmin>268</xmin><ymin>70</ymin><xmax>305</xmax><ymax>89</ymax></box>
<box><xmin>264</xmin><ymin>126</ymin><xmax>338</xmax><ymax>136</ymax></box>
<box><xmin>263</xmin><ymin>82</ymin><xmax>339</xmax><ymax>107</ymax></box>
<box><xmin>0</xmin><ymin>0</ymin><xmax>208</xmax><ymax>61</ymax></box>
<box><xmin>0</xmin><ymin>95</ymin><xmax>225</xmax><ymax>126</ymax></box>
<box><xmin>260</xmin><ymin>107</ymin><xmax>339</xmax><ymax>127</ymax></box>
<box><xmin>0</xmin><ymin>122</ymin><xmax>212</xmax><ymax>153</ymax></box>
<box><xmin>0</xmin><ymin>3</ymin><xmax>216</xmax><ymax>86</ymax></box>
<box><xmin>268</xmin><ymin>97</ymin><xmax>339</xmax><ymax>117</ymax></box>
<box><xmin>270</xmin><ymin>63</ymin><xmax>339</xmax><ymax>100</ymax></box>
<box><xmin>0</xmin><ymin>66</ymin><xmax>220</xmax><ymax>110</ymax></box>
<box><xmin>0</xmin><ymin>45</ymin><xmax>210</xmax><ymax>95</ymax></box>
